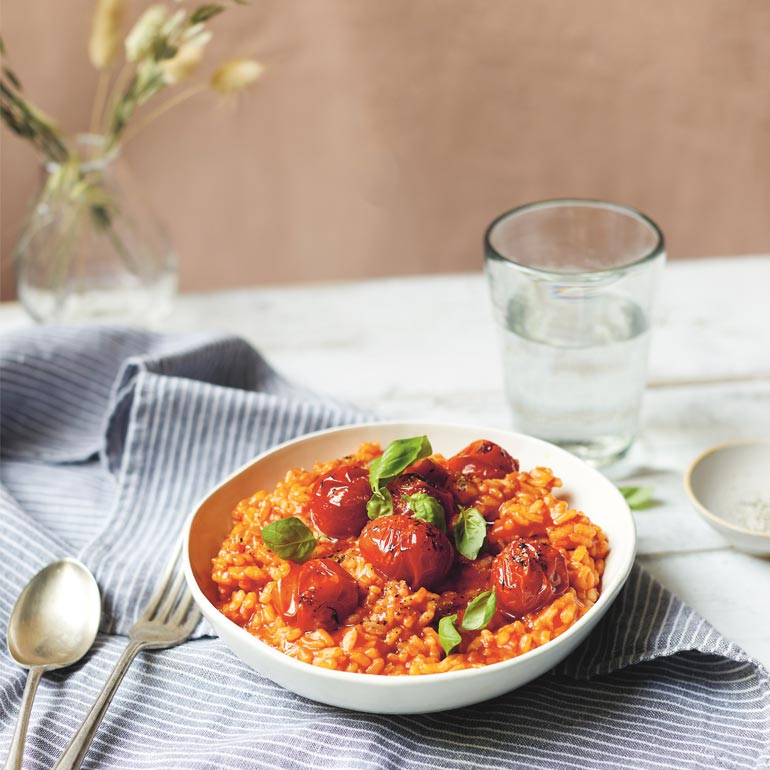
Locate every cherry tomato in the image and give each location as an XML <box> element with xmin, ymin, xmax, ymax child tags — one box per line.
<box><xmin>388</xmin><ymin>473</ymin><xmax>455</xmax><ymax>520</ymax></box>
<box><xmin>358</xmin><ymin>515</ymin><xmax>454</xmax><ymax>590</ymax></box>
<box><xmin>276</xmin><ymin>558</ymin><xmax>359</xmax><ymax>632</ymax></box>
<box><xmin>491</xmin><ymin>538</ymin><xmax>568</xmax><ymax>618</ymax></box>
<box><xmin>404</xmin><ymin>457</ymin><xmax>449</xmax><ymax>487</ymax></box>
<box><xmin>537</xmin><ymin>543</ymin><xmax>569</xmax><ymax>598</ymax></box>
<box><xmin>309</xmin><ymin>464</ymin><xmax>371</xmax><ymax>539</ymax></box>
<box><xmin>446</xmin><ymin>440</ymin><xmax>518</xmax><ymax>479</ymax></box>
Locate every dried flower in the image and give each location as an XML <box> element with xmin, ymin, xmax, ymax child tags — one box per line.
<box><xmin>111</xmin><ymin>59</ymin><xmax>165</xmax><ymax>137</ymax></box>
<box><xmin>89</xmin><ymin>0</ymin><xmax>125</xmax><ymax>70</ymax></box>
<box><xmin>125</xmin><ymin>5</ymin><xmax>168</xmax><ymax>62</ymax></box>
<box><xmin>210</xmin><ymin>59</ymin><xmax>264</xmax><ymax>94</ymax></box>
<box><xmin>2</xmin><ymin>2</ymin><xmax>261</xmax><ymax>302</ymax></box>
<box><xmin>4</xmin><ymin>3</ymin><xmax>260</xmax><ymax>158</ymax></box>
<box><xmin>160</xmin><ymin>38</ymin><xmax>208</xmax><ymax>84</ymax></box>
<box><xmin>184</xmin><ymin>22</ymin><xmax>211</xmax><ymax>46</ymax></box>
<box><xmin>160</xmin><ymin>9</ymin><xmax>186</xmax><ymax>41</ymax></box>
<box><xmin>0</xmin><ymin>46</ymin><xmax>68</xmax><ymax>162</ymax></box>
<box><xmin>189</xmin><ymin>4</ymin><xmax>225</xmax><ymax>24</ymax></box>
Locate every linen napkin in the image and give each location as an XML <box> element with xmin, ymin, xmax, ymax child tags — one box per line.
<box><xmin>1</xmin><ymin>326</ymin><xmax>768</xmax><ymax>770</ymax></box>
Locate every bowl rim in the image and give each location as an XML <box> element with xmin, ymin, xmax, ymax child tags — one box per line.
<box><xmin>183</xmin><ymin>419</ymin><xmax>637</xmax><ymax>687</ymax></box>
<box><xmin>683</xmin><ymin>437</ymin><xmax>770</xmax><ymax>540</ymax></box>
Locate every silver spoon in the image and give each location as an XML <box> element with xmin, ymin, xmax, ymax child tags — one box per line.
<box><xmin>3</xmin><ymin>558</ymin><xmax>101</xmax><ymax>770</ymax></box>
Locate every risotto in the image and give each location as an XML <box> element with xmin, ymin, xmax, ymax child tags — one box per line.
<box><xmin>211</xmin><ymin>436</ymin><xmax>609</xmax><ymax>676</ymax></box>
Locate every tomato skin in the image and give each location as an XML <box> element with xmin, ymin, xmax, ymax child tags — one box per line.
<box><xmin>358</xmin><ymin>515</ymin><xmax>454</xmax><ymax>590</ymax></box>
<box><xmin>446</xmin><ymin>440</ymin><xmax>518</xmax><ymax>479</ymax></box>
<box><xmin>309</xmin><ymin>465</ymin><xmax>371</xmax><ymax>539</ymax></box>
<box><xmin>276</xmin><ymin>558</ymin><xmax>359</xmax><ymax>632</ymax></box>
<box><xmin>537</xmin><ymin>543</ymin><xmax>569</xmax><ymax>598</ymax></box>
<box><xmin>404</xmin><ymin>457</ymin><xmax>449</xmax><ymax>487</ymax></box>
<box><xmin>388</xmin><ymin>473</ymin><xmax>455</xmax><ymax>519</ymax></box>
<box><xmin>491</xmin><ymin>539</ymin><xmax>568</xmax><ymax>618</ymax></box>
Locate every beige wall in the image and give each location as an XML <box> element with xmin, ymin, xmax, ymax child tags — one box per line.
<box><xmin>1</xmin><ymin>0</ymin><xmax>769</xmax><ymax>300</ymax></box>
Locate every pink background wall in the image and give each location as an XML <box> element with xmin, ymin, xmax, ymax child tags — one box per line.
<box><xmin>2</xmin><ymin>0</ymin><xmax>769</xmax><ymax>299</ymax></box>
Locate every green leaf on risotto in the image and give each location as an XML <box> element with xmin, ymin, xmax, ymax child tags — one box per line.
<box><xmin>260</xmin><ymin>516</ymin><xmax>317</xmax><ymax>563</ymax></box>
<box><xmin>452</xmin><ymin>506</ymin><xmax>487</xmax><ymax>560</ymax></box>
<box><xmin>438</xmin><ymin>613</ymin><xmax>462</xmax><ymax>655</ymax></box>
<box><xmin>618</xmin><ymin>485</ymin><xmax>656</xmax><ymax>510</ymax></box>
<box><xmin>369</xmin><ymin>436</ymin><xmax>432</xmax><ymax>491</ymax></box>
<box><xmin>366</xmin><ymin>488</ymin><xmax>393</xmax><ymax>520</ymax></box>
<box><xmin>460</xmin><ymin>590</ymin><xmax>497</xmax><ymax>631</ymax></box>
<box><xmin>403</xmin><ymin>493</ymin><xmax>447</xmax><ymax>532</ymax></box>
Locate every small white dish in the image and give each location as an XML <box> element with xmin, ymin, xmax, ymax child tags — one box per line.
<box><xmin>684</xmin><ymin>439</ymin><xmax>770</xmax><ymax>557</ymax></box>
<box><xmin>183</xmin><ymin>421</ymin><xmax>636</xmax><ymax>713</ymax></box>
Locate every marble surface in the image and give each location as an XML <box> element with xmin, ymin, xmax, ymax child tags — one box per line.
<box><xmin>1</xmin><ymin>255</ymin><xmax>769</xmax><ymax>666</ymax></box>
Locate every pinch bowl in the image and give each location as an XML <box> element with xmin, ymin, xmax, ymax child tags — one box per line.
<box><xmin>183</xmin><ymin>421</ymin><xmax>636</xmax><ymax>713</ymax></box>
<box><xmin>684</xmin><ymin>439</ymin><xmax>770</xmax><ymax>557</ymax></box>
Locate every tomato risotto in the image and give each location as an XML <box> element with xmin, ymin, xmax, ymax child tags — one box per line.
<box><xmin>211</xmin><ymin>437</ymin><xmax>608</xmax><ymax>675</ymax></box>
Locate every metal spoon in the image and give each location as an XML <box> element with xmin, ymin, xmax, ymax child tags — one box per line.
<box><xmin>3</xmin><ymin>558</ymin><xmax>101</xmax><ymax>770</ymax></box>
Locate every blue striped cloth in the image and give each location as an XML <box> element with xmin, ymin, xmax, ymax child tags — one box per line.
<box><xmin>1</xmin><ymin>326</ymin><xmax>768</xmax><ymax>770</ymax></box>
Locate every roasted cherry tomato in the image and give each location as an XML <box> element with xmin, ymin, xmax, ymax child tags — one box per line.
<box><xmin>309</xmin><ymin>464</ymin><xmax>371</xmax><ymax>539</ymax></box>
<box><xmin>276</xmin><ymin>558</ymin><xmax>359</xmax><ymax>632</ymax></box>
<box><xmin>358</xmin><ymin>515</ymin><xmax>454</xmax><ymax>590</ymax></box>
<box><xmin>388</xmin><ymin>473</ymin><xmax>455</xmax><ymax>520</ymax></box>
<box><xmin>446</xmin><ymin>440</ymin><xmax>518</xmax><ymax>479</ymax></box>
<box><xmin>404</xmin><ymin>457</ymin><xmax>449</xmax><ymax>487</ymax></box>
<box><xmin>491</xmin><ymin>538</ymin><xmax>568</xmax><ymax>618</ymax></box>
<box><xmin>536</xmin><ymin>542</ymin><xmax>569</xmax><ymax>597</ymax></box>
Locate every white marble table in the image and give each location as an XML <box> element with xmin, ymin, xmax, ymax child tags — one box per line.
<box><xmin>2</xmin><ymin>255</ymin><xmax>769</xmax><ymax>666</ymax></box>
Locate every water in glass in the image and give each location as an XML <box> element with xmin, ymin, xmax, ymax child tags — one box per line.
<box><xmin>501</xmin><ymin>288</ymin><xmax>650</xmax><ymax>465</ymax></box>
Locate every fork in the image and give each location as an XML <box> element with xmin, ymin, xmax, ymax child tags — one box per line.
<box><xmin>53</xmin><ymin>537</ymin><xmax>201</xmax><ymax>770</ymax></box>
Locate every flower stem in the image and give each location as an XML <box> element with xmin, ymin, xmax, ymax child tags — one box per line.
<box><xmin>120</xmin><ymin>82</ymin><xmax>206</xmax><ymax>145</ymax></box>
<box><xmin>103</xmin><ymin>62</ymin><xmax>133</xmax><ymax>139</ymax></box>
<box><xmin>89</xmin><ymin>70</ymin><xmax>111</xmax><ymax>136</ymax></box>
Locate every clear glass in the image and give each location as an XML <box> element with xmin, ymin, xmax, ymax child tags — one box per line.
<box><xmin>484</xmin><ymin>199</ymin><xmax>665</xmax><ymax>466</ymax></box>
<box><xmin>15</xmin><ymin>135</ymin><xmax>177</xmax><ymax>323</ymax></box>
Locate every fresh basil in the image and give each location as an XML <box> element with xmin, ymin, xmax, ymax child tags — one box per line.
<box><xmin>460</xmin><ymin>590</ymin><xmax>496</xmax><ymax>631</ymax></box>
<box><xmin>618</xmin><ymin>485</ymin><xmax>655</xmax><ymax>510</ymax></box>
<box><xmin>366</xmin><ymin>488</ymin><xmax>393</xmax><ymax>520</ymax></box>
<box><xmin>261</xmin><ymin>517</ymin><xmax>317</xmax><ymax>562</ymax></box>
<box><xmin>369</xmin><ymin>436</ymin><xmax>432</xmax><ymax>491</ymax></box>
<box><xmin>438</xmin><ymin>613</ymin><xmax>462</xmax><ymax>655</ymax></box>
<box><xmin>403</xmin><ymin>492</ymin><xmax>447</xmax><ymax>532</ymax></box>
<box><xmin>438</xmin><ymin>591</ymin><xmax>498</xmax><ymax>657</ymax></box>
<box><xmin>452</xmin><ymin>506</ymin><xmax>487</xmax><ymax>560</ymax></box>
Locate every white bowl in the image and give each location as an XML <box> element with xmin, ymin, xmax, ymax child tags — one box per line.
<box><xmin>684</xmin><ymin>439</ymin><xmax>770</xmax><ymax>556</ymax></box>
<box><xmin>183</xmin><ymin>421</ymin><xmax>636</xmax><ymax>713</ymax></box>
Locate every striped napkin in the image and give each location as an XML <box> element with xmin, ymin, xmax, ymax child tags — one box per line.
<box><xmin>1</xmin><ymin>326</ymin><xmax>768</xmax><ymax>770</ymax></box>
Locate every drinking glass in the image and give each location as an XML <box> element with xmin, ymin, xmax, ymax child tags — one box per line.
<box><xmin>484</xmin><ymin>199</ymin><xmax>665</xmax><ymax>466</ymax></box>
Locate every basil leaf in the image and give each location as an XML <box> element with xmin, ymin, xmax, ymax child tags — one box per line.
<box><xmin>618</xmin><ymin>485</ymin><xmax>655</xmax><ymax>510</ymax></box>
<box><xmin>460</xmin><ymin>590</ymin><xmax>497</xmax><ymax>631</ymax></box>
<box><xmin>403</xmin><ymin>493</ymin><xmax>447</xmax><ymax>532</ymax></box>
<box><xmin>366</xmin><ymin>488</ymin><xmax>393</xmax><ymax>520</ymax></box>
<box><xmin>369</xmin><ymin>436</ymin><xmax>432</xmax><ymax>491</ymax></box>
<box><xmin>438</xmin><ymin>613</ymin><xmax>462</xmax><ymax>655</ymax></box>
<box><xmin>261</xmin><ymin>517</ymin><xmax>317</xmax><ymax>562</ymax></box>
<box><xmin>453</xmin><ymin>506</ymin><xmax>487</xmax><ymax>560</ymax></box>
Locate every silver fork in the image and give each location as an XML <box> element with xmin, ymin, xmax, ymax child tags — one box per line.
<box><xmin>53</xmin><ymin>537</ymin><xmax>201</xmax><ymax>770</ymax></box>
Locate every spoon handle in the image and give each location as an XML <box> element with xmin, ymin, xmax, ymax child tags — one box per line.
<box><xmin>3</xmin><ymin>666</ymin><xmax>44</xmax><ymax>770</ymax></box>
<box><xmin>52</xmin><ymin>640</ymin><xmax>145</xmax><ymax>770</ymax></box>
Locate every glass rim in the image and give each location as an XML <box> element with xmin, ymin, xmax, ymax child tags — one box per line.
<box><xmin>484</xmin><ymin>198</ymin><xmax>666</xmax><ymax>279</ymax></box>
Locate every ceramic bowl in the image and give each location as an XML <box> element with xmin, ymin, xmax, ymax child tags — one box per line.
<box><xmin>684</xmin><ymin>439</ymin><xmax>770</xmax><ymax>556</ymax></box>
<box><xmin>183</xmin><ymin>421</ymin><xmax>636</xmax><ymax>713</ymax></box>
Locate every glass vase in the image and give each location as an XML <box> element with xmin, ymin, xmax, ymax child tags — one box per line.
<box><xmin>14</xmin><ymin>135</ymin><xmax>177</xmax><ymax>323</ymax></box>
